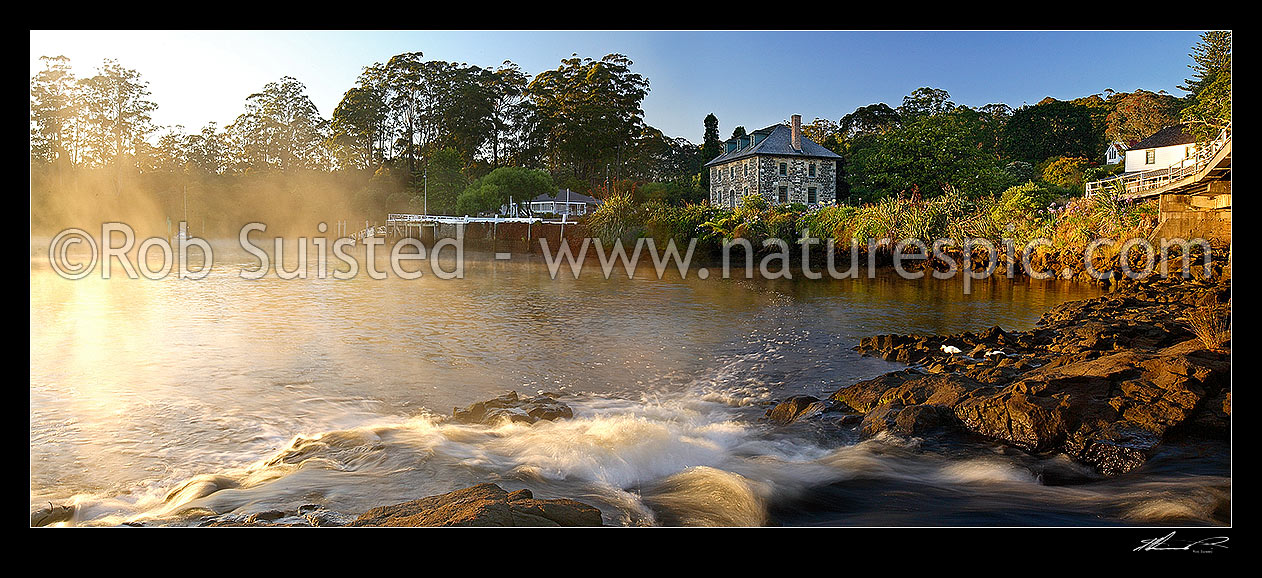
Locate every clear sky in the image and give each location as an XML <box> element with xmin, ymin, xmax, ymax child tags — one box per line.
<box><xmin>30</xmin><ymin>30</ymin><xmax>1206</xmax><ymax>143</ymax></box>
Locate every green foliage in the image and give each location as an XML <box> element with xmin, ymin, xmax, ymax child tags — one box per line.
<box><xmin>1083</xmin><ymin>163</ymin><xmax>1124</xmax><ymax>183</ymax></box>
<box><xmin>846</xmin><ymin>108</ymin><xmax>1007</xmax><ymax>200</ymax></box>
<box><xmin>1180</xmin><ymin>31</ymin><xmax>1232</xmax><ymax>141</ymax></box>
<box><xmin>643</xmin><ymin>202</ymin><xmax>718</xmax><ymax>245</ymax></box>
<box><xmin>457</xmin><ymin>166</ymin><xmax>553</xmax><ymax>215</ymax></box>
<box><xmin>1104</xmin><ymin>89</ymin><xmax>1182</xmax><ymax>145</ymax></box>
<box><xmin>526</xmin><ymin>54</ymin><xmax>650</xmax><ymax>185</ymax></box>
<box><xmin>1001</xmin><ymin>99</ymin><xmax>1104</xmax><ymax>162</ymax></box>
<box><xmin>584</xmin><ymin>190</ymin><xmax>645</xmax><ymax>244</ymax></box>
<box><xmin>1050</xmin><ymin>182</ymin><xmax>1158</xmax><ymax>250</ymax></box>
<box><xmin>420</xmin><ymin>147</ymin><xmax>468</xmax><ymax>214</ymax></box>
<box><xmin>1002</xmin><ymin>161</ymin><xmax>1035</xmax><ymax>184</ymax></box>
<box><xmin>1038</xmin><ymin>156</ymin><xmax>1090</xmax><ymax>191</ymax></box>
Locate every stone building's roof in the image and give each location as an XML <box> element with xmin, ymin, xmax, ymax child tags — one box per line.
<box><xmin>704</xmin><ymin>124</ymin><xmax>842</xmax><ymax>167</ymax></box>
<box><xmin>1131</xmin><ymin>124</ymin><xmax>1196</xmax><ymax>150</ymax></box>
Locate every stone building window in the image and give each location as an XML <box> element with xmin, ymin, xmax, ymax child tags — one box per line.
<box><xmin>809</xmin><ymin>163</ymin><xmax>816</xmax><ymax>177</ymax></box>
<box><xmin>779</xmin><ymin>162</ymin><xmax>787</xmax><ymax>176</ymax></box>
<box><xmin>778</xmin><ymin>186</ymin><xmax>788</xmax><ymax>203</ymax></box>
<box><xmin>808</xmin><ymin>187</ymin><xmax>817</xmax><ymax>204</ymax></box>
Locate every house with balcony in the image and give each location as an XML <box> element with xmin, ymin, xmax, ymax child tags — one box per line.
<box><xmin>1123</xmin><ymin>124</ymin><xmax>1197</xmax><ymax>173</ymax></box>
<box><xmin>704</xmin><ymin>114</ymin><xmax>842</xmax><ymax>208</ymax></box>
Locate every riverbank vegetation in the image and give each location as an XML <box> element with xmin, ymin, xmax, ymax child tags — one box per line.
<box><xmin>30</xmin><ymin>32</ymin><xmax>1230</xmax><ymax>243</ymax></box>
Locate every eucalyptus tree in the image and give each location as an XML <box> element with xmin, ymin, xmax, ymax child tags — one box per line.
<box><xmin>227</xmin><ymin>76</ymin><xmax>328</xmax><ymax>172</ymax></box>
<box><xmin>525</xmin><ymin>53</ymin><xmax>650</xmax><ymax>189</ymax></box>
<box><xmin>79</xmin><ymin>59</ymin><xmax>157</xmax><ymax>170</ymax></box>
<box><xmin>30</xmin><ymin>55</ymin><xmax>81</xmax><ymax>165</ymax></box>
<box><xmin>331</xmin><ymin>70</ymin><xmax>389</xmax><ymax>170</ymax></box>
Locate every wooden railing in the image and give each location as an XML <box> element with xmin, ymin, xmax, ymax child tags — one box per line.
<box><xmin>1086</xmin><ymin>124</ymin><xmax>1231</xmax><ymax>197</ymax></box>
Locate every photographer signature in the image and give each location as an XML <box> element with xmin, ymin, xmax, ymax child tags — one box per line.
<box><xmin>1135</xmin><ymin>531</ymin><xmax>1229</xmax><ymax>552</ymax></box>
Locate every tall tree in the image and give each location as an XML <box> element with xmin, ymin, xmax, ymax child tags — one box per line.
<box><xmin>839</xmin><ymin>103</ymin><xmax>901</xmax><ymax>142</ymax></box>
<box><xmin>30</xmin><ymin>55</ymin><xmax>80</xmax><ymax>166</ymax></box>
<box><xmin>227</xmin><ymin>76</ymin><xmax>328</xmax><ymax>172</ymax></box>
<box><xmin>699</xmin><ymin>113</ymin><xmax>720</xmax><ymax>191</ymax></box>
<box><xmin>846</xmin><ymin>108</ymin><xmax>1006</xmax><ymax>200</ymax></box>
<box><xmin>1180</xmin><ymin>31</ymin><xmax>1232</xmax><ymax>140</ymax></box>
<box><xmin>331</xmin><ymin>79</ymin><xmax>388</xmax><ymax>170</ymax></box>
<box><xmin>79</xmin><ymin>59</ymin><xmax>158</xmax><ymax>192</ymax></box>
<box><xmin>486</xmin><ymin>61</ymin><xmax>529</xmax><ymax>167</ymax></box>
<box><xmin>898</xmin><ymin>87</ymin><xmax>955</xmax><ymax>120</ymax></box>
<box><xmin>1104</xmin><ymin>89</ymin><xmax>1182</xmax><ymax>144</ymax></box>
<box><xmin>1000</xmin><ymin>99</ymin><xmax>1103</xmax><ymax>163</ymax></box>
<box><xmin>525</xmin><ymin>53</ymin><xmax>650</xmax><ymax>189</ymax></box>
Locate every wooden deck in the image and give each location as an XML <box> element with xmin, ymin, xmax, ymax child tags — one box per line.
<box><xmin>352</xmin><ymin>214</ymin><xmax>545</xmax><ymax>241</ymax></box>
<box><xmin>1086</xmin><ymin>125</ymin><xmax>1231</xmax><ymax>199</ymax></box>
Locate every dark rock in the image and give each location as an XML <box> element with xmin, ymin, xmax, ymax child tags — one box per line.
<box><xmin>838</xmin><ymin>275</ymin><xmax>1231</xmax><ymax>476</ymax></box>
<box><xmin>860</xmin><ymin>404</ymin><xmax>961</xmax><ymax>438</ymax></box>
<box><xmin>31</xmin><ymin>503</ymin><xmax>74</xmax><ymax>527</ymax></box>
<box><xmin>452</xmin><ymin>391</ymin><xmax>574</xmax><ymax>425</ymax></box>
<box><xmin>349</xmin><ymin>483</ymin><xmax>603</xmax><ymax>527</ymax></box>
<box><xmin>245</xmin><ymin>509</ymin><xmax>287</xmax><ymax>524</ymax></box>
<box><xmin>764</xmin><ymin>395</ymin><xmax>830</xmax><ymax>425</ymax></box>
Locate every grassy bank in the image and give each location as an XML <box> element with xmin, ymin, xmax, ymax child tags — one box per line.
<box><xmin>581</xmin><ymin>182</ymin><xmax>1229</xmax><ymax>283</ymax></box>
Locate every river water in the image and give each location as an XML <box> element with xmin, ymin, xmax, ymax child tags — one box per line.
<box><xmin>29</xmin><ymin>248</ymin><xmax>1230</xmax><ymax>526</ymax></box>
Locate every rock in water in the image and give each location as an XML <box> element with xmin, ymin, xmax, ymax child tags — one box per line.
<box><xmin>764</xmin><ymin>395</ymin><xmax>830</xmax><ymax>425</ymax></box>
<box><xmin>31</xmin><ymin>502</ymin><xmax>74</xmax><ymax>527</ymax></box>
<box><xmin>349</xmin><ymin>483</ymin><xmax>603</xmax><ymax>527</ymax></box>
<box><xmin>451</xmin><ymin>391</ymin><xmax>574</xmax><ymax>425</ymax></box>
<box><xmin>842</xmin><ymin>276</ymin><xmax>1232</xmax><ymax>476</ymax></box>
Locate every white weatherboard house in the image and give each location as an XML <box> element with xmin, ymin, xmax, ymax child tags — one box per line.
<box><xmin>527</xmin><ymin>189</ymin><xmax>602</xmax><ymax>217</ymax></box>
<box><xmin>1105</xmin><ymin>141</ymin><xmax>1128</xmax><ymax>165</ymax></box>
<box><xmin>1124</xmin><ymin>124</ymin><xmax>1197</xmax><ymax>174</ymax></box>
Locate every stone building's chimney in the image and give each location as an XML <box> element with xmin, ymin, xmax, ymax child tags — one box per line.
<box><xmin>791</xmin><ymin>114</ymin><xmax>802</xmax><ymax>151</ymax></box>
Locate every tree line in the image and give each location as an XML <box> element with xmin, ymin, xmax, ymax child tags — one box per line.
<box><xmin>30</xmin><ymin>32</ymin><xmax>1229</xmax><ymax>234</ymax></box>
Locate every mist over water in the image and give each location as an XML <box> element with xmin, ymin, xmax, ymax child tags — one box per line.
<box><xmin>29</xmin><ymin>251</ymin><xmax>1229</xmax><ymax>526</ymax></box>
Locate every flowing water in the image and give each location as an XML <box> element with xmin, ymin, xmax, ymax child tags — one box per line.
<box><xmin>29</xmin><ymin>247</ymin><xmax>1230</xmax><ymax>526</ymax></box>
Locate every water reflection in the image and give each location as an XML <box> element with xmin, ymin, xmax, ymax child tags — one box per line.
<box><xmin>32</xmin><ymin>252</ymin><xmax>1123</xmax><ymax>525</ymax></box>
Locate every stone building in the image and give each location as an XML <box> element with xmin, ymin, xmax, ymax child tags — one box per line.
<box><xmin>704</xmin><ymin>114</ymin><xmax>842</xmax><ymax>208</ymax></box>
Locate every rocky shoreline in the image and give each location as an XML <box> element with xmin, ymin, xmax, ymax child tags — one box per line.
<box><xmin>767</xmin><ymin>274</ymin><xmax>1231</xmax><ymax>477</ymax></box>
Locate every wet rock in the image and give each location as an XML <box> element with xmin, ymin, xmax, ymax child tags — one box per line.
<box><xmin>350</xmin><ymin>483</ymin><xmax>603</xmax><ymax>527</ymax></box>
<box><xmin>840</xmin><ymin>276</ymin><xmax>1231</xmax><ymax>476</ymax></box>
<box><xmin>1067</xmin><ymin>422</ymin><xmax>1161</xmax><ymax>476</ymax></box>
<box><xmin>244</xmin><ymin>509</ymin><xmax>288</xmax><ymax>524</ymax></box>
<box><xmin>764</xmin><ymin>395</ymin><xmax>831</xmax><ymax>425</ymax></box>
<box><xmin>31</xmin><ymin>502</ymin><xmax>74</xmax><ymax>527</ymax></box>
<box><xmin>860</xmin><ymin>404</ymin><xmax>961</xmax><ymax>438</ymax></box>
<box><xmin>305</xmin><ymin>508</ymin><xmax>354</xmax><ymax>527</ymax></box>
<box><xmin>832</xmin><ymin>371</ymin><xmax>988</xmax><ymax>414</ymax></box>
<box><xmin>452</xmin><ymin>391</ymin><xmax>574</xmax><ymax>425</ymax></box>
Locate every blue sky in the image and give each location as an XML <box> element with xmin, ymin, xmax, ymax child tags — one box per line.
<box><xmin>30</xmin><ymin>30</ymin><xmax>1205</xmax><ymax>143</ymax></box>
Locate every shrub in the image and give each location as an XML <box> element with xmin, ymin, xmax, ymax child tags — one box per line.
<box><xmin>1185</xmin><ymin>304</ymin><xmax>1230</xmax><ymax>350</ymax></box>
<box><xmin>1039</xmin><ymin>156</ymin><xmax>1091</xmax><ymax>190</ymax></box>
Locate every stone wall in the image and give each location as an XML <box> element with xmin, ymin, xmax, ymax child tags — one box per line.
<box><xmin>1155</xmin><ymin>182</ymin><xmax>1231</xmax><ymax>243</ymax></box>
<box><xmin>710</xmin><ymin>155</ymin><xmax>837</xmax><ymax>208</ymax></box>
